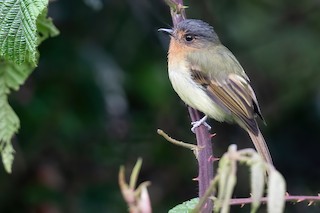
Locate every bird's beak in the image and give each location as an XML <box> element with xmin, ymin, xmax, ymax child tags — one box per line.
<box><xmin>158</xmin><ymin>28</ymin><xmax>173</xmax><ymax>36</ymax></box>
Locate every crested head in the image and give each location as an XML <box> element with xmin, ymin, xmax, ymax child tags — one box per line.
<box><xmin>172</xmin><ymin>19</ymin><xmax>220</xmax><ymax>48</ymax></box>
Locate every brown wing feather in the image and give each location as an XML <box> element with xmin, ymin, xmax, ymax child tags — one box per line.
<box><xmin>191</xmin><ymin>70</ymin><xmax>261</xmax><ymax>135</ymax></box>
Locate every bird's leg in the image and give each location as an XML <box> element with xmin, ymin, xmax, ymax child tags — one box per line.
<box><xmin>191</xmin><ymin>115</ymin><xmax>211</xmax><ymax>133</ymax></box>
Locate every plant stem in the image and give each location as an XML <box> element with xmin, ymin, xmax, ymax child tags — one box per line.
<box><xmin>229</xmin><ymin>195</ymin><xmax>320</xmax><ymax>206</ymax></box>
<box><xmin>164</xmin><ymin>1</ymin><xmax>214</xmax><ymax>211</ymax></box>
<box><xmin>188</xmin><ymin>107</ymin><xmax>214</xmax><ymax>212</ymax></box>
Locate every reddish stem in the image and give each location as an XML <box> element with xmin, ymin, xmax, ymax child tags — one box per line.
<box><xmin>188</xmin><ymin>107</ymin><xmax>214</xmax><ymax>212</ymax></box>
<box><xmin>166</xmin><ymin>1</ymin><xmax>214</xmax><ymax>211</ymax></box>
<box><xmin>229</xmin><ymin>195</ymin><xmax>320</xmax><ymax>206</ymax></box>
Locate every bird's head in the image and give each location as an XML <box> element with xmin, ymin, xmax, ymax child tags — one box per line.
<box><xmin>159</xmin><ymin>19</ymin><xmax>220</xmax><ymax>49</ymax></box>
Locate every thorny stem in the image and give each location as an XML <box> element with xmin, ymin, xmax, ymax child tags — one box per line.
<box><xmin>188</xmin><ymin>107</ymin><xmax>214</xmax><ymax>212</ymax></box>
<box><xmin>229</xmin><ymin>195</ymin><xmax>320</xmax><ymax>206</ymax></box>
<box><xmin>164</xmin><ymin>1</ymin><xmax>215</xmax><ymax>212</ymax></box>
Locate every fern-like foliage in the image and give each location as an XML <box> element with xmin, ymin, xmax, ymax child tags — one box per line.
<box><xmin>0</xmin><ymin>61</ymin><xmax>30</xmax><ymax>172</ymax></box>
<box><xmin>0</xmin><ymin>0</ymin><xmax>46</xmax><ymax>65</ymax></box>
<box><xmin>0</xmin><ymin>0</ymin><xmax>59</xmax><ymax>172</ymax></box>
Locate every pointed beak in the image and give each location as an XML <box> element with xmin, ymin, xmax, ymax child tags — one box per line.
<box><xmin>158</xmin><ymin>28</ymin><xmax>173</xmax><ymax>36</ymax></box>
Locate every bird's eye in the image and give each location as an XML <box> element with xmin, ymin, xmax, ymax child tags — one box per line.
<box><xmin>185</xmin><ymin>34</ymin><xmax>194</xmax><ymax>42</ymax></box>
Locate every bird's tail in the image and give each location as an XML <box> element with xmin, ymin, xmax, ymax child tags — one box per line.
<box><xmin>247</xmin><ymin>130</ymin><xmax>273</xmax><ymax>165</ymax></box>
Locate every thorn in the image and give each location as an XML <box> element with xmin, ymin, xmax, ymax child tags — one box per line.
<box><xmin>207</xmin><ymin>155</ymin><xmax>220</xmax><ymax>162</ymax></box>
<box><xmin>285</xmin><ymin>192</ymin><xmax>290</xmax><ymax>196</ymax></box>
<box><xmin>204</xmin><ymin>202</ymin><xmax>208</xmax><ymax>209</ymax></box>
<box><xmin>211</xmin><ymin>157</ymin><xmax>220</xmax><ymax>162</ymax></box>
<box><xmin>192</xmin><ymin>177</ymin><xmax>199</xmax><ymax>181</ymax></box>
<box><xmin>240</xmin><ymin>204</ymin><xmax>245</xmax><ymax>208</ymax></box>
<box><xmin>308</xmin><ymin>201</ymin><xmax>314</xmax><ymax>206</ymax></box>
<box><xmin>210</xmin><ymin>133</ymin><xmax>216</xmax><ymax>138</ymax></box>
<box><xmin>249</xmin><ymin>193</ymin><xmax>252</xmax><ymax>197</ymax></box>
<box><xmin>318</xmin><ymin>193</ymin><xmax>320</xmax><ymax>197</ymax></box>
<box><xmin>297</xmin><ymin>199</ymin><xmax>303</xmax><ymax>203</ymax></box>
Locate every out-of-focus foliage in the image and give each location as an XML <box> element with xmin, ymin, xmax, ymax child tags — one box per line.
<box><xmin>169</xmin><ymin>145</ymin><xmax>286</xmax><ymax>213</ymax></box>
<box><xmin>0</xmin><ymin>0</ymin><xmax>319</xmax><ymax>212</ymax></box>
<box><xmin>119</xmin><ymin>158</ymin><xmax>152</xmax><ymax>213</ymax></box>
<box><xmin>0</xmin><ymin>0</ymin><xmax>59</xmax><ymax>173</ymax></box>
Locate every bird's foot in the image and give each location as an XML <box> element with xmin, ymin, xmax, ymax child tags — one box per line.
<box><xmin>191</xmin><ymin>115</ymin><xmax>211</xmax><ymax>133</ymax></box>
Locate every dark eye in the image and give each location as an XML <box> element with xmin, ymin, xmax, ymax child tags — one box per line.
<box><xmin>185</xmin><ymin>34</ymin><xmax>194</xmax><ymax>42</ymax></box>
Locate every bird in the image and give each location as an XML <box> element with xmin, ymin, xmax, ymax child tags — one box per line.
<box><xmin>159</xmin><ymin>19</ymin><xmax>273</xmax><ymax>165</ymax></box>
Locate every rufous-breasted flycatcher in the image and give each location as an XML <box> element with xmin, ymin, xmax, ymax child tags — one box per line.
<box><xmin>159</xmin><ymin>19</ymin><xmax>272</xmax><ymax>165</ymax></box>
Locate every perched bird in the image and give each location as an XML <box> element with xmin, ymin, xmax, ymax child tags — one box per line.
<box><xmin>159</xmin><ymin>19</ymin><xmax>273</xmax><ymax>165</ymax></box>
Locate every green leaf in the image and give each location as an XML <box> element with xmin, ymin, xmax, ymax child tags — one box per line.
<box><xmin>1</xmin><ymin>61</ymin><xmax>34</xmax><ymax>91</ymax></box>
<box><xmin>37</xmin><ymin>8</ymin><xmax>60</xmax><ymax>44</ymax></box>
<box><xmin>0</xmin><ymin>96</ymin><xmax>19</xmax><ymax>173</ymax></box>
<box><xmin>0</xmin><ymin>61</ymin><xmax>33</xmax><ymax>172</ymax></box>
<box><xmin>267</xmin><ymin>169</ymin><xmax>286</xmax><ymax>213</ymax></box>
<box><xmin>1</xmin><ymin>142</ymin><xmax>15</xmax><ymax>173</ymax></box>
<box><xmin>169</xmin><ymin>198</ymin><xmax>199</xmax><ymax>213</ymax></box>
<box><xmin>0</xmin><ymin>98</ymin><xmax>19</xmax><ymax>141</ymax></box>
<box><xmin>0</xmin><ymin>0</ymin><xmax>58</xmax><ymax>173</ymax></box>
<box><xmin>0</xmin><ymin>0</ymin><xmax>49</xmax><ymax>65</ymax></box>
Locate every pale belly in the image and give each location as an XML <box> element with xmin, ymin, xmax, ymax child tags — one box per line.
<box><xmin>168</xmin><ymin>69</ymin><xmax>229</xmax><ymax>122</ymax></box>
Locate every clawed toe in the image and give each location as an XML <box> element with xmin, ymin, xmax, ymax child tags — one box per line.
<box><xmin>191</xmin><ymin>115</ymin><xmax>211</xmax><ymax>133</ymax></box>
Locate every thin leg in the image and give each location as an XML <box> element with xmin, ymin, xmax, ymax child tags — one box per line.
<box><xmin>191</xmin><ymin>115</ymin><xmax>211</xmax><ymax>133</ymax></box>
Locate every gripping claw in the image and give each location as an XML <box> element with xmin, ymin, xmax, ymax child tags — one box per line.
<box><xmin>191</xmin><ymin>115</ymin><xmax>211</xmax><ymax>133</ymax></box>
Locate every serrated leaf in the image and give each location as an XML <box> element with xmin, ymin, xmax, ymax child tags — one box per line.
<box><xmin>0</xmin><ymin>101</ymin><xmax>19</xmax><ymax>141</ymax></box>
<box><xmin>0</xmin><ymin>61</ymin><xmax>33</xmax><ymax>172</ymax></box>
<box><xmin>37</xmin><ymin>8</ymin><xmax>60</xmax><ymax>44</ymax></box>
<box><xmin>1</xmin><ymin>142</ymin><xmax>15</xmax><ymax>173</ymax></box>
<box><xmin>0</xmin><ymin>0</ymin><xmax>59</xmax><ymax>173</ymax></box>
<box><xmin>250</xmin><ymin>155</ymin><xmax>265</xmax><ymax>213</ymax></box>
<box><xmin>0</xmin><ymin>100</ymin><xmax>19</xmax><ymax>173</ymax></box>
<box><xmin>0</xmin><ymin>0</ymin><xmax>49</xmax><ymax>65</ymax></box>
<box><xmin>2</xmin><ymin>61</ymin><xmax>33</xmax><ymax>91</ymax></box>
<box><xmin>169</xmin><ymin>198</ymin><xmax>199</xmax><ymax>213</ymax></box>
<box><xmin>267</xmin><ymin>170</ymin><xmax>286</xmax><ymax>213</ymax></box>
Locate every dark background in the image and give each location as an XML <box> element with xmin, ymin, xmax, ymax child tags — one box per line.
<box><xmin>1</xmin><ymin>0</ymin><xmax>320</xmax><ymax>212</ymax></box>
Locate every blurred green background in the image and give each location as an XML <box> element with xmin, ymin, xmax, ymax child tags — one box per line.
<box><xmin>1</xmin><ymin>0</ymin><xmax>320</xmax><ymax>212</ymax></box>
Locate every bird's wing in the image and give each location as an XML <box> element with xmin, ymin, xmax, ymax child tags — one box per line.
<box><xmin>190</xmin><ymin>68</ymin><xmax>263</xmax><ymax>135</ymax></box>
